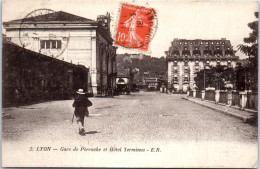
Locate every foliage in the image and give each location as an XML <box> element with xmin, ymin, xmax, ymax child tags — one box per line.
<box><xmin>237</xmin><ymin>12</ymin><xmax>258</xmax><ymax>91</ymax></box>
<box><xmin>194</xmin><ymin>65</ymin><xmax>234</xmax><ymax>90</ymax></box>
<box><xmin>117</xmin><ymin>54</ymin><xmax>167</xmax><ymax>83</ymax></box>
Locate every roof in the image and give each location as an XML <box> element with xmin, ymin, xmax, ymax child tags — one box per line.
<box><xmin>174</xmin><ymin>39</ymin><xmax>230</xmax><ymax>42</ymax></box>
<box><xmin>5</xmin><ymin>11</ymin><xmax>95</xmax><ymax>24</ymax></box>
<box><xmin>3</xmin><ymin>40</ymin><xmax>88</xmax><ymax>70</ymax></box>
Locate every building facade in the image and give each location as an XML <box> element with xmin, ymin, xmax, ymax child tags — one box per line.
<box><xmin>3</xmin><ymin>11</ymin><xmax>117</xmax><ymax>95</ymax></box>
<box><xmin>165</xmin><ymin>38</ymin><xmax>239</xmax><ymax>92</ymax></box>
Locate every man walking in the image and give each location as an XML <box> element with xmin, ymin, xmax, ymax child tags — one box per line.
<box><xmin>72</xmin><ymin>89</ymin><xmax>92</xmax><ymax>135</ymax></box>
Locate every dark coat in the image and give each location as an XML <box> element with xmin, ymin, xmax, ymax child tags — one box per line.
<box><xmin>73</xmin><ymin>95</ymin><xmax>91</xmax><ymax>117</ymax></box>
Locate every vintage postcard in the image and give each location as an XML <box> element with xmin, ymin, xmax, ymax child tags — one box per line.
<box><xmin>2</xmin><ymin>0</ymin><xmax>258</xmax><ymax>167</ymax></box>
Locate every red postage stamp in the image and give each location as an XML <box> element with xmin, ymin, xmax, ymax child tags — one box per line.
<box><xmin>115</xmin><ymin>3</ymin><xmax>156</xmax><ymax>51</ymax></box>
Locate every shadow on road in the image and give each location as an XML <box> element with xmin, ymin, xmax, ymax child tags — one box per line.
<box><xmin>84</xmin><ymin>131</ymin><xmax>100</xmax><ymax>135</ymax></box>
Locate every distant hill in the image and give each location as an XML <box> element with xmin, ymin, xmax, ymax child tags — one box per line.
<box><xmin>117</xmin><ymin>53</ymin><xmax>167</xmax><ymax>83</ymax></box>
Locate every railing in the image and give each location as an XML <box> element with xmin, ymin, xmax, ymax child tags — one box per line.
<box><xmin>189</xmin><ymin>91</ymin><xmax>193</xmax><ymax>97</ymax></box>
<box><xmin>196</xmin><ymin>90</ymin><xmax>201</xmax><ymax>99</ymax></box>
<box><xmin>205</xmin><ymin>91</ymin><xmax>215</xmax><ymax>102</ymax></box>
<box><xmin>232</xmin><ymin>91</ymin><xmax>241</xmax><ymax>107</ymax></box>
<box><xmin>246</xmin><ymin>92</ymin><xmax>258</xmax><ymax>110</ymax></box>
<box><xmin>186</xmin><ymin>90</ymin><xmax>257</xmax><ymax>111</ymax></box>
<box><xmin>219</xmin><ymin>91</ymin><xmax>228</xmax><ymax>104</ymax></box>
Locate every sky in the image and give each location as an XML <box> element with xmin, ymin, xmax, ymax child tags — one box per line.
<box><xmin>2</xmin><ymin>0</ymin><xmax>258</xmax><ymax>59</ymax></box>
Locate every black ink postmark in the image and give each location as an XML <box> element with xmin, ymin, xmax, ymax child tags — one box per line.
<box><xmin>19</xmin><ymin>8</ymin><xmax>70</xmax><ymax>58</ymax></box>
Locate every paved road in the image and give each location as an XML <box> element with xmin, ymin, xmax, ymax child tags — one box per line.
<box><xmin>2</xmin><ymin>92</ymin><xmax>258</xmax><ymax>167</ymax></box>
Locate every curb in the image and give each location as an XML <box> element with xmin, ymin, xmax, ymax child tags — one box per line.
<box><xmin>181</xmin><ymin>97</ymin><xmax>256</xmax><ymax>123</ymax></box>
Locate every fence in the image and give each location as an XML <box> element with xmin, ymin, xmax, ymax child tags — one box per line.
<box><xmin>187</xmin><ymin>90</ymin><xmax>257</xmax><ymax>111</ymax></box>
<box><xmin>219</xmin><ymin>91</ymin><xmax>228</xmax><ymax>104</ymax></box>
<box><xmin>196</xmin><ymin>90</ymin><xmax>202</xmax><ymax>99</ymax></box>
<box><xmin>231</xmin><ymin>91</ymin><xmax>241</xmax><ymax>107</ymax></box>
<box><xmin>205</xmin><ymin>91</ymin><xmax>215</xmax><ymax>102</ymax></box>
<box><xmin>246</xmin><ymin>92</ymin><xmax>258</xmax><ymax>110</ymax></box>
<box><xmin>189</xmin><ymin>91</ymin><xmax>193</xmax><ymax>97</ymax></box>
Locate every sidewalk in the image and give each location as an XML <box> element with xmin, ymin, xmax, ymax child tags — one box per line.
<box><xmin>182</xmin><ymin>96</ymin><xmax>257</xmax><ymax>123</ymax></box>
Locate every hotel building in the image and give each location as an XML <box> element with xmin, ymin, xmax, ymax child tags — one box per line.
<box><xmin>165</xmin><ymin>38</ymin><xmax>239</xmax><ymax>92</ymax></box>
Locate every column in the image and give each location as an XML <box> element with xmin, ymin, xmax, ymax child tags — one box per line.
<box><xmin>91</xmin><ymin>36</ymin><xmax>98</xmax><ymax>95</ymax></box>
<box><xmin>215</xmin><ymin>90</ymin><xmax>220</xmax><ymax>104</ymax></box>
<box><xmin>193</xmin><ymin>90</ymin><xmax>196</xmax><ymax>98</ymax></box>
<box><xmin>201</xmin><ymin>90</ymin><xmax>205</xmax><ymax>100</ymax></box>
<box><xmin>239</xmin><ymin>91</ymin><xmax>248</xmax><ymax>109</ymax></box>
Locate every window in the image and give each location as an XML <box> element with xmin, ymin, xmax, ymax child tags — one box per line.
<box><xmin>200</xmin><ymin>42</ymin><xmax>203</xmax><ymax>44</ymax></box>
<box><xmin>40</xmin><ymin>40</ymin><xmax>61</xmax><ymax>49</ymax></box>
<box><xmin>184</xmin><ymin>62</ymin><xmax>188</xmax><ymax>66</ymax></box>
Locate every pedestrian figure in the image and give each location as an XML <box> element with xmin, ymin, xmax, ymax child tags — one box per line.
<box><xmin>72</xmin><ymin>89</ymin><xmax>92</xmax><ymax>135</ymax></box>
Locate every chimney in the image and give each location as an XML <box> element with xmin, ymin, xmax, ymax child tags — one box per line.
<box><xmin>97</xmin><ymin>12</ymin><xmax>111</xmax><ymax>33</ymax></box>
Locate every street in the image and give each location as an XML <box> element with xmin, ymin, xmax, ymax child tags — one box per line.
<box><xmin>2</xmin><ymin>92</ymin><xmax>258</xmax><ymax>167</ymax></box>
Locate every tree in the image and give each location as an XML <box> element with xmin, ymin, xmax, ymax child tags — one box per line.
<box><xmin>237</xmin><ymin>12</ymin><xmax>258</xmax><ymax>91</ymax></box>
<box><xmin>194</xmin><ymin>65</ymin><xmax>235</xmax><ymax>90</ymax></box>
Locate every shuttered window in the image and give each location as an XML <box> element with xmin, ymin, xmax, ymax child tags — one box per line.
<box><xmin>40</xmin><ymin>40</ymin><xmax>61</xmax><ymax>49</ymax></box>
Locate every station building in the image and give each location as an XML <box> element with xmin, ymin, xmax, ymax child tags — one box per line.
<box><xmin>3</xmin><ymin>10</ymin><xmax>117</xmax><ymax>95</ymax></box>
<box><xmin>165</xmin><ymin>38</ymin><xmax>239</xmax><ymax>92</ymax></box>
